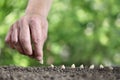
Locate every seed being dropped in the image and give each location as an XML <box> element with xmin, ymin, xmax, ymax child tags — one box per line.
<box><xmin>61</xmin><ymin>65</ymin><xmax>65</xmax><ymax>69</ymax></box>
<box><xmin>89</xmin><ymin>64</ymin><xmax>94</xmax><ymax>69</ymax></box>
<box><xmin>71</xmin><ymin>64</ymin><xmax>75</xmax><ymax>68</ymax></box>
<box><xmin>80</xmin><ymin>64</ymin><xmax>84</xmax><ymax>69</ymax></box>
<box><xmin>100</xmin><ymin>64</ymin><xmax>104</xmax><ymax>69</ymax></box>
<box><xmin>39</xmin><ymin>59</ymin><xmax>44</xmax><ymax>64</ymax></box>
<box><xmin>50</xmin><ymin>64</ymin><xmax>54</xmax><ymax>68</ymax></box>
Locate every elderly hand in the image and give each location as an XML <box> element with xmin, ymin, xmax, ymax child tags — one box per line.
<box><xmin>5</xmin><ymin>15</ymin><xmax>48</xmax><ymax>62</ymax></box>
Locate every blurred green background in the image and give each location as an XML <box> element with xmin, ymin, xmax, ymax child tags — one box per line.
<box><xmin>0</xmin><ymin>0</ymin><xmax>120</xmax><ymax>67</ymax></box>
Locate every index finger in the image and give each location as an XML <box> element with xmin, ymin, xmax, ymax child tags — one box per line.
<box><xmin>29</xmin><ymin>20</ymin><xmax>43</xmax><ymax>61</ymax></box>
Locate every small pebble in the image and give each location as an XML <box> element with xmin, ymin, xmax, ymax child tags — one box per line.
<box><xmin>100</xmin><ymin>64</ymin><xmax>104</xmax><ymax>69</ymax></box>
<box><xmin>80</xmin><ymin>64</ymin><xmax>84</xmax><ymax>69</ymax></box>
<box><xmin>61</xmin><ymin>65</ymin><xmax>65</xmax><ymax>69</ymax></box>
<box><xmin>71</xmin><ymin>64</ymin><xmax>75</xmax><ymax>68</ymax></box>
<box><xmin>89</xmin><ymin>64</ymin><xmax>94</xmax><ymax>69</ymax></box>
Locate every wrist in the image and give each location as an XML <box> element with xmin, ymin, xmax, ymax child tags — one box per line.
<box><xmin>25</xmin><ymin>8</ymin><xmax>48</xmax><ymax>18</ymax></box>
<box><xmin>25</xmin><ymin>0</ymin><xmax>52</xmax><ymax>18</ymax></box>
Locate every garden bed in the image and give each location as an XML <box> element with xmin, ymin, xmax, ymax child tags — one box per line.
<box><xmin>0</xmin><ymin>66</ymin><xmax>120</xmax><ymax>80</ymax></box>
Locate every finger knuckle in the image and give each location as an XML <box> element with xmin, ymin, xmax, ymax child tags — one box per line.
<box><xmin>21</xmin><ymin>17</ymin><xmax>26</xmax><ymax>22</ymax></box>
<box><xmin>30</xmin><ymin>18</ymin><xmax>41</xmax><ymax>26</ymax></box>
<box><xmin>34</xmin><ymin>38</ymin><xmax>40</xmax><ymax>44</ymax></box>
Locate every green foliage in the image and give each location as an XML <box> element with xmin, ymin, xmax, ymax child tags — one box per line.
<box><xmin>0</xmin><ymin>0</ymin><xmax>120</xmax><ymax>66</ymax></box>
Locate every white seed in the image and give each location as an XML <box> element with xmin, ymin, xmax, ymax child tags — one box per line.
<box><xmin>71</xmin><ymin>64</ymin><xmax>75</xmax><ymax>68</ymax></box>
<box><xmin>108</xmin><ymin>66</ymin><xmax>113</xmax><ymax>70</ymax></box>
<box><xmin>80</xmin><ymin>64</ymin><xmax>84</xmax><ymax>69</ymax></box>
<box><xmin>61</xmin><ymin>65</ymin><xmax>65</xmax><ymax>69</ymax></box>
<box><xmin>39</xmin><ymin>59</ymin><xmax>44</xmax><ymax>64</ymax></box>
<box><xmin>50</xmin><ymin>64</ymin><xmax>54</xmax><ymax>68</ymax></box>
<box><xmin>89</xmin><ymin>64</ymin><xmax>94</xmax><ymax>69</ymax></box>
<box><xmin>100</xmin><ymin>64</ymin><xmax>104</xmax><ymax>69</ymax></box>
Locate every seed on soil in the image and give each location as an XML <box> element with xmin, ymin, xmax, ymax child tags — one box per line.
<box><xmin>0</xmin><ymin>66</ymin><xmax>118</xmax><ymax>80</ymax></box>
<box><xmin>50</xmin><ymin>64</ymin><xmax>54</xmax><ymax>68</ymax></box>
<box><xmin>80</xmin><ymin>64</ymin><xmax>84</xmax><ymax>69</ymax></box>
<box><xmin>89</xmin><ymin>65</ymin><xmax>94</xmax><ymax>69</ymax></box>
<box><xmin>71</xmin><ymin>64</ymin><xmax>75</xmax><ymax>68</ymax></box>
<box><xmin>39</xmin><ymin>59</ymin><xmax>44</xmax><ymax>64</ymax></box>
<box><xmin>108</xmin><ymin>66</ymin><xmax>113</xmax><ymax>70</ymax></box>
<box><xmin>61</xmin><ymin>65</ymin><xmax>65</xmax><ymax>69</ymax></box>
<box><xmin>99</xmin><ymin>64</ymin><xmax>104</xmax><ymax>69</ymax></box>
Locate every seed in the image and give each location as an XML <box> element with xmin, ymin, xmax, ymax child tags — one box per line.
<box><xmin>100</xmin><ymin>64</ymin><xmax>104</xmax><ymax>69</ymax></box>
<box><xmin>80</xmin><ymin>64</ymin><xmax>84</xmax><ymax>69</ymax></box>
<box><xmin>39</xmin><ymin>59</ymin><xmax>43</xmax><ymax>64</ymax></box>
<box><xmin>89</xmin><ymin>64</ymin><xmax>94</xmax><ymax>69</ymax></box>
<box><xmin>71</xmin><ymin>64</ymin><xmax>75</xmax><ymax>68</ymax></box>
<box><xmin>108</xmin><ymin>66</ymin><xmax>113</xmax><ymax>70</ymax></box>
<box><xmin>50</xmin><ymin>64</ymin><xmax>54</xmax><ymax>68</ymax></box>
<box><xmin>61</xmin><ymin>65</ymin><xmax>65</xmax><ymax>69</ymax></box>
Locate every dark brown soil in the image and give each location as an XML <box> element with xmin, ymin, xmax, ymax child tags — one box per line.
<box><xmin>0</xmin><ymin>66</ymin><xmax>120</xmax><ymax>80</ymax></box>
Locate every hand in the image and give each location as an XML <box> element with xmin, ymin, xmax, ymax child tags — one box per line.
<box><xmin>5</xmin><ymin>15</ymin><xmax>48</xmax><ymax>61</ymax></box>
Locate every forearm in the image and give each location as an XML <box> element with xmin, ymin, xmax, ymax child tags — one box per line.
<box><xmin>25</xmin><ymin>0</ymin><xmax>52</xmax><ymax>17</ymax></box>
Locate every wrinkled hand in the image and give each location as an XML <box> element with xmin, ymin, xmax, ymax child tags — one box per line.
<box><xmin>5</xmin><ymin>15</ymin><xmax>48</xmax><ymax>61</ymax></box>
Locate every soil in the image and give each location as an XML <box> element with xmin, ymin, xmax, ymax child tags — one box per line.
<box><xmin>0</xmin><ymin>66</ymin><xmax>120</xmax><ymax>80</ymax></box>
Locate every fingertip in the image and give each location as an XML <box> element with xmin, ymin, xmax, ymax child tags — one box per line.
<box><xmin>5</xmin><ymin>39</ymin><xmax>9</xmax><ymax>44</ymax></box>
<box><xmin>5</xmin><ymin>37</ymin><xmax>15</xmax><ymax>49</ymax></box>
<box><xmin>35</xmin><ymin>56</ymin><xmax>43</xmax><ymax>61</ymax></box>
<box><xmin>34</xmin><ymin>50</ymin><xmax>43</xmax><ymax>60</ymax></box>
<box><xmin>28</xmin><ymin>52</ymin><xmax>33</xmax><ymax>56</ymax></box>
<box><xmin>11</xmin><ymin>40</ymin><xmax>18</xmax><ymax>44</ymax></box>
<box><xmin>5</xmin><ymin>35</ymin><xmax>10</xmax><ymax>44</ymax></box>
<box><xmin>25</xmin><ymin>49</ymin><xmax>33</xmax><ymax>56</ymax></box>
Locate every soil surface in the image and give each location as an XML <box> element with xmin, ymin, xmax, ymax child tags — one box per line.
<box><xmin>0</xmin><ymin>66</ymin><xmax>120</xmax><ymax>80</ymax></box>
